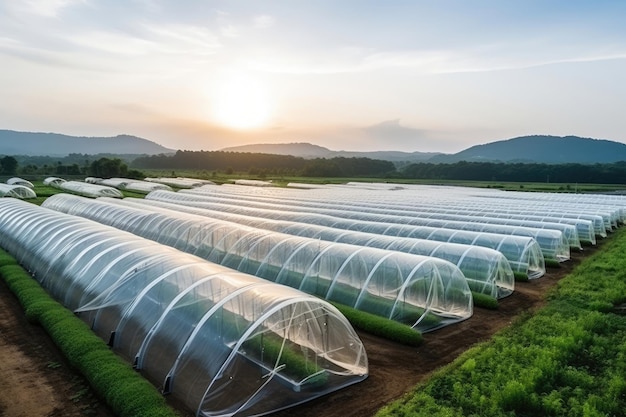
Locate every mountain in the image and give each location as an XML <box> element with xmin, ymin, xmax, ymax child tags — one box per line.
<box><xmin>220</xmin><ymin>142</ymin><xmax>440</xmax><ymax>163</ymax></box>
<box><xmin>430</xmin><ymin>135</ymin><xmax>626</xmax><ymax>164</ymax></box>
<box><xmin>0</xmin><ymin>130</ymin><xmax>174</xmax><ymax>156</ymax></box>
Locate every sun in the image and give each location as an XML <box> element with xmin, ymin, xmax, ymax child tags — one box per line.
<box><xmin>212</xmin><ymin>73</ymin><xmax>272</xmax><ymax>130</ymax></box>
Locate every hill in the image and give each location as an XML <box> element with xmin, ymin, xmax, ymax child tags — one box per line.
<box><xmin>220</xmin><ymin>142</ymin><xmax>439</xmax><ymax>163</ymax></box>
<box><xmin>0</xmin><ymin>130</ymin><xmax>174</xmax><ymax>156</ymax></box>
<box><xmin>431</xmin><ymin>135</ymin><xmax>626</xmax><ymax>164</ymax></box>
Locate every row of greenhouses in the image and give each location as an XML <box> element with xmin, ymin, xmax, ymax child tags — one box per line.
<box><xmin>0</xmin><ymin>198</ymin><xmax>368</xmax><ymax>417</ymax></box>
<box><xmin>177</xmin><ymin>188</ymin><xmax>577</xmax><ymax>256</ymax></box>
<box><xmin>103</xmin><ymin>196</ymin><xmax>518</xmax><ymax>297</ymax></box>
<box><xmin>280</xmin><ymin>182</ymin><xmax>624</xmax><ymax>233</ymax></box>
<box><xmin>213</xmin><ymin>182</ymin><xmax>624</xmax><ymax>235</ymax></box>
<box><xmin>43</xmin><ymin>193</ymin><xmax>475</xmax><ymax>329</ymax></box>
<box><xmin>184</xmin><ymin>187</ymin><xmax>593</xmax><ymax>246</ymax></box>
<box><xmin>143</xmin><ymin>189</ymin><xmax>555</xmax><ymax>270</ymax></box>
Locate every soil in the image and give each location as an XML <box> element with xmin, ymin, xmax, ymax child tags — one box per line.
<box><xmin>0</xmin><ymin>248</ymin><xmax>591</xmax><ymax>417</ymax></box>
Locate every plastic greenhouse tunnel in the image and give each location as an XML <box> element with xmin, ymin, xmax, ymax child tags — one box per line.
<box><xmin>43</xmin><ymin>193</ymin><xmax>474</xmax><ymax>332</ymax></box>
<box><xmin>0</xmin><ymin>199</ymin><xmax>368</xmax><ymax>417</ymax></box>
<box><xmin>99</xmin><ymin>196</ymin><xmax>516</xmax><ymax>298</ymax></box>
<box><xmin>0</xmin><ymin>183</ymin><xmax>36</xmax><ymax>199</ymax></box>
<box><xmin>184</xmin><ymin>184</ymin><xmax>599</xmax><ymax>245</ymax></box>
<box><xmin>143</xmin><ymin>190</ymin><xmax>570</xmax><ymax>265</ymax></box>
<box><xmin>140</xmin><ymin>190</ymin><xmax>546</xmax><ymax>276</ymax></box>
<box><xmin>51</xmin><ymin>180</ymin><xmax>124</xmax><ymax>198</ymax></box>
<box><xmin>179</xmin><ymin>186</ymin><xmax>585</xmax><ymax>249</ymax></box>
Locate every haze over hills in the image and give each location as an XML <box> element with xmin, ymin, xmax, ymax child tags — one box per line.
<box><xmin>2</xmin><ymin>130</ymin><xmax>626</xmax><ymax>165</ymax></box>
<box><xmin>224</xmin><ymin>135</ymin><xmax>626</xmax><ymax>165</ymax></box>
<box><xmin>0</xmin><ymin>130</ymin><xmax>174</xmax><ymax>156</ymax></box>
<box><xmin>219</xmin><ymin>142</ymin><xmax>441</xmax><ymax>163</ymax></box>
<box><xmin>429</xmin><ymin>135</ymin><xmax>626</xmax><ymax>164</ymax></box>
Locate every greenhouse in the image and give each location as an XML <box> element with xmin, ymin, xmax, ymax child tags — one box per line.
<box><xmin>0</xmin><ymin>199</ymin><xmax>368</xmax><ymax>417</ymax></box>
<box><xmin>182</xmin><ymin>187</ymin><xmax>584</xmax><ymax>248</ymax></box>
<box><xmin>100</xmin><ymin>196</ymin><xmax>517</xmax><ymax>297</ymax></box>
<box><xmin>233</xmin><ymin>179</ymin><xmax>274</xmax><ymax>187</ymax></box>
<box><xmin>194</xmin><ymin>183</ymin><xmax>615</xmax><ymax>238</ymax></box>
<box><xmin>6</xmin><ymin>177</ymin><xmax>34</xmax><ymax>188</ymax></box>
<box><xmin>138</xmin><ymin>192</ymin><xmax>545</xmax><ymax>278</ymax></box>
<box><xmin>43</xmin><ymin>176</ymin><xmax>67</xmax><ymax>186</ymax></box>
<box><xmin>146</xmin><ymin>190</ymin><xmax>568</xmax><ymax>266</ymax></box>
<box><xmin>0</xmin><ymin>183</ymin><xmax>37</xmax><ymax>199</ymax></box>
<box><xmin>145</xmin><ymin>177</ymin><xmax>215</xmax><ymax>189</ymax></box>
<box><xmin>43</xmin><ymin>193</ymin><xmax>474</xmax><ymax>332</ymax></box>
<box><xmin>98</xmin><ymin>177</ymin><xmax>173</xmax><ymax>193</ymax></box>
<box><xmin>53</xmin><ymin>180</ymin><xmax>124</xmax><ymax>198</ymax></box>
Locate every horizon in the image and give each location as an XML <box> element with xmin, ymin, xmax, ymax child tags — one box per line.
<box><xmin>1</xmin><ymin>1</ymin><xmax>626</xmax><ymax>153</ymax></box>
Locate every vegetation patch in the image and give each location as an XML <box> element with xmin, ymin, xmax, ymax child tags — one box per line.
<box><xmin>376</xmin><ymin>227</ymin><xmax>626</xmax><ymax>417</ymax></box>
<box><xmin>471</xmin><ymin>292</ymin><xmax>499</xmax><ymax>310</ymax></box>
<box><xmin>331</xmin><ymin>302</ymin><xmax>423</xmax><ymax>346</ymax></box>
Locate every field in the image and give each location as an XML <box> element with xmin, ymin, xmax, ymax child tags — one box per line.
<box><xmin>1</xmin><ymin>180</ymin><xmax>625</xmax><ymax>416</ymax></box>
<box><xmin>0</xmin><ymin>247</ymin><xmax>584</xmax><ymax>417</ymax></box>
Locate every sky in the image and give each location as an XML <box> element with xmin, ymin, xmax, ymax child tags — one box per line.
<box><xmin>1</xmin><ymin>0</ymin><xmax>626</xmax><ymax>153</ymax></box>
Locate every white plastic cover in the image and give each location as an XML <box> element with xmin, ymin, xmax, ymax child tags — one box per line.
<box><xmin>43</xmin><ymin>193</ymin><xmax>474</xmax><ymax>332</ymax></box>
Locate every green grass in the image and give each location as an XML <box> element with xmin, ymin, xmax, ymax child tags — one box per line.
<box><xmin>331</xmin><ymin>302</ymin><xmax>423</xmax><ymax>346</ymax></box>
<box><xmin>376</xmin><ymin>227</ymin><xmax>626</xmax><ymax>417</ymax></box>
<box><xmin>471</xmin><ymin>291</ymin><xmax>499</xmax><ymax>310</ymax></box>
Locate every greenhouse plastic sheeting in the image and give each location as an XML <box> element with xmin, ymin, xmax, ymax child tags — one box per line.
<box><xmin>43</xmin><ymin>176</ymin><xmax>67</xmax><ymax>186</ymax></box>
<box><xmin>186</xmin><ymin>187</ymin><xmax>594</xmax><ymax>246</ymax></box>
<box><xmin>6</xmin><ymin>177</ymin><xmax>34</xmax><ymax>188</ymax></box>
<box><xmin>0</xmin><ymin>183</ymin><xmax>36</xmax><ymax>199</ymax></box>
<box><xmin>98</xmin><ymin>177</ymin><xmax>173</xmax><ymax>193</ymax></box>
<box><xmin>0</xmin><ymin>199</ymin><xmax>367</xmax><ymax>417</ymax></box>
<box><xmin>323</xmin><ymin>184</ymin><xmax>623</xmax><ymax>233</ymax></box>
<box><xmin>146</xmin><ymin>191</ymin><xmax>552</xmax><ymax>270</ymax></box>
<box><xmin>145</xmin><ymin>177</ymin><xmax>215</xmax><ymax>188</ymax></box>
<box><xmin>44</xmin><ymin>194</ymin><xmax>474</xmax><ymax>331</ymax></box>
<box><xmin>139</xmin><ymin>192</ymin><xmax>545</xmax><ymax>279</ymax></box>
<box><xmin>100</xmin><ymin>197</ymin><xmax>516</xmax><ymax>298</ymax></box>
<box><xmin>193</xmin><ymin>190</ymin><xmax>571</xmax><ymax>261</ymax></box>
<box><xmin>53</xmin><ymin>180</ymin><xmax>124</xmax><ymax>198</ymax></box>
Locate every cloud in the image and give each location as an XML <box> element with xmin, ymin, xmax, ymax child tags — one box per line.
<box><xmin>10</xmin><ymin>0</ymin><xmax>86</xmax><ymax>18</ymax></box>
<box><xmin>253</xmin><ymin>15</ymin><xmax>275</xmax><ymax>29</ymax></box>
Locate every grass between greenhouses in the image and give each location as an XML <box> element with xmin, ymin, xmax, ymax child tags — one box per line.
<box><xmin>375</xmin><ymin>227</ymin><xmax>626</xmax><ymax>417</ymax></box>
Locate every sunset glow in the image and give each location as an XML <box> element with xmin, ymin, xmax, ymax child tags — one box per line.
<box><xmin>211</xmin><ymin>73</ymin><xmax>273</xmax><ymax>130</ymax></box>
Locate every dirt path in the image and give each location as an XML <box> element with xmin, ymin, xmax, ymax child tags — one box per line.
<box><xmin>0</xmin><ymin>248</ymin><xmax>589</xmax><ymax>417</ymax></box>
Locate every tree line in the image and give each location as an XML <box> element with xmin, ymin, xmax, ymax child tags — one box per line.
<box><xmin>398</xmin><ymin>161</ymin><xmax>626</xmax><ymax>184</ymax></box>
<box><xmin>131</xmin><ymin>150</ymin><xmax>396</xmax><ymax>177</ymax></box>
<box><xmin>6</xmin><ymin>149</ymin><xmax>626</xmax><ymax>183</ymax></box>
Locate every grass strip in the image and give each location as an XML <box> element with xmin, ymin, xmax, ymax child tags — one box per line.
<box><xmin>376</xmin><ymin>227</ymin><xmax>626</xmax><ymax>417</ymax></box>
<box><xmin>0</xmin><ymin>250</ymin><xmax>180</xmax><ymax>417</ymax></box>
<box><xmin>471</xmin><ymin>291</ymin><xmax>499</xmax><ymax>310</ymax></box>
<box><xmin>331</xmin><ymin>302</ymin><xmax>423</xmax><ymax>346</ymax></box>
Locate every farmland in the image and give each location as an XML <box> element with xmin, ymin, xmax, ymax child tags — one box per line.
<box><xmin>1</xmin><ymin>180</ymin><xmax>625</xmax><ymax>416</ymax></box>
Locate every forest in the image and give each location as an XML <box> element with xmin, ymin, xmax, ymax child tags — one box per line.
<box><xmin>6</xmin><ymin>149</ymin><xmax>626</xmax><ymax>184</ymax></box>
